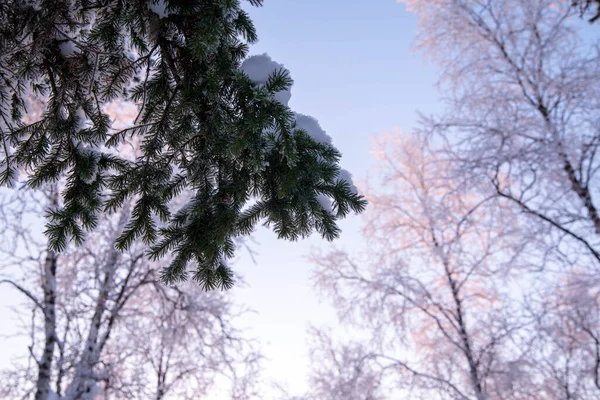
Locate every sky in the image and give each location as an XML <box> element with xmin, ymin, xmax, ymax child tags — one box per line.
<box><xmin>227</xmin><ymin>0</ymin><xmax>443</xmax><ymax>396</ymax></box>
<box><xmin>0</xmin><ymin>1</ymin><xmax>444</xmax><ymax>398</ymax></box>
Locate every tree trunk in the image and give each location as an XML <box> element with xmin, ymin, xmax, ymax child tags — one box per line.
<box><xmin>34</xmin><ymin>249</ymin><xmax>58</xmax><ymax>400</ymax></box>
<box><xmin>62</xmin><ymin>248</ymin><xmax>119</xmax><ymax>400</ymax></box>
<box><xmin>63</xmin><ymin>210</ymin><xmax>129</xmax><ymax>400</ymax></box>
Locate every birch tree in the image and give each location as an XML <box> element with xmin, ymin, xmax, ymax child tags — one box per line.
<box><xmin>305</xmin><ymin>1</ymin><xmax>600</xmax><ymax>398</ymax></box>
<box><xmin>274</xmin><ymin>327</ymin><xmax>385</xmax><ymax>400</ymax></box>
<box><xmin>400</xmin><ymin>0</ymin><xmax>600</xmax><ymax>271</ymax></box>
<box><xmin>304</xmin><ymin>327</ymin><xmax>385</xmax><ymax>400</ymax></box>
<box><xmin>0</xmin><ymin>188</ymin><xmax>260</xmax><ymax>400</ymax></box>
<box><xmin>527</xmin><ymin>278</ymin><xmax>600</xmax><ymax>399</ymax></box>
<box><xmin>306</xmin><ymin>132</ymin><xmax>600</xmax><ymax>399</ymax></box>
<box><xmin>310</xmin><ymin>134</ymin><xmax>529</xmax><ymax>400</ymax></box>
<box><xmin>398</xmin><ymin>2</ymin><xmax>600</xmax><ymax>395</ymax></box>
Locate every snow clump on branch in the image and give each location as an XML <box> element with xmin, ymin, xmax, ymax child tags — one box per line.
<box><xmin>241</xmin><ymin>53</ymin><xmax>359</xmax><ymax>195</ymax></box>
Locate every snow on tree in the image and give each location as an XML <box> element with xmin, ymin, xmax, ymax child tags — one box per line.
<box><xmin>303</xmin><ymin>134</ymin><xmax>600</xmax><ymax>399</ymax></box>
<box><xmin>0</xmin><ymin>188</ymin><xmax>261</xmax><ymax>400</ymax></box>
<box><xmin>400</xmin><ymin>0</ymin><xmax>600</xmax><ymax>267</ymax></box>
<box><xmin>298</xmin><ymin>1</ymin><xmax>600</xmax><ymax>398</ymax></box>
<box><xmin>308</xmin><ymin>133</ymin><xmax>530</xmax><ymax>400</ymax></box>
<box><xmin>241</xmin><ymin>54</ymin><xmax>292</xmax><ymax>107</ymax></box>
<box><xmin>281</xmin><ymin>327</ymin><xmax>385</xmax><ymax>400</ymax></box>
<box><xmin>238</xmin><ymin>54</ymin><xmax>358</xmax><ymax>223</ymax></box>
<box><xmin>399</xmin><ymin>2</ymin><xmax>600</xmax><ymax>378</ymax></box>
<box><xmin>523</xmin><ymin>272</ymin><xmax>600</xmax><ymax>398</ymax></box>
<box><xmin>0</xmin><ymin>0</ymin><xmax>366</xmax><ymax>289</ymax></box>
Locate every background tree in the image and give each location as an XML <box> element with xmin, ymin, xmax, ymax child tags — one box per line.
<box><xmin>274</xmin><ymin>327</ymin><xmax>385</xmax><ymax>400</ymax></box>
<box><xmin>399</xmin><ymin>4</ymin><xmax>600</xmax><ymax>388</ymax></box>
<box><xmin>0</xmin><ymin>188</ymin><xmax>260</xmax><ymax>400</ymax></box>
<box><xmin>299</xmin><ymin>1</ymin><xmax>600</xmax><ymax>398</ymax></box>
<box><xmin>401</xmin><ymin>0</ymin><xmax>600</xmax><ymax>269</ymax></box>
<box><xmin>303</xmin><ymin>134</ymin><xmax>600</xmax><ymax>400</ymax></box>
<box><xmin>0</xmin><ymin>0</ymin><xmax>366</xmax><ymax>288</ymax></box>
<box><xmin>522</xmin><ymin>274</ymin><xmax>600</xmax><ymax>399</ymax></box>
<box><xmin>303</xmin><ymin>327</ymin><xmax>385</xmax><ymax>400</ymax></box>
<box><xmin>307</xmin><ymin>134</ymin><xmax>530</xmax><ymax>400</ymax></box>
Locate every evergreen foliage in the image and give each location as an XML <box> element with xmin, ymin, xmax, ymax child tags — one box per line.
<box><xmin>575</xmin><ymin>0</ymin><xmax>600</xmax><ymax>22</ymax></box>
<box><xmin>0</xmin><ymin>0</ymin><xmax>367</xmax><ymax>289</ymax></box>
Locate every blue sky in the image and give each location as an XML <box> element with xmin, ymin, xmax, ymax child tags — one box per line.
<box><xmin>230</xmin><ymin>0</ymin><xmax>443</xmax><ymax>396</ymax></box>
